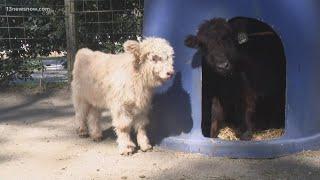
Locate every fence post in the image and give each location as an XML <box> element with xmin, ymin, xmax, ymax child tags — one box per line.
<box><xmin>64</xmin><ymin>0</ymin><xmax>76</xmax><ymax>84</ymax></box>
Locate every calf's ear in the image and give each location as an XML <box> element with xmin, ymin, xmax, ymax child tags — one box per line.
<box><xmin>123</xmin><ymin>40</ymin><xmax>140</xmax><ymax>58</ymax></box>
<box><xmin>184</xmin><ymin>35</ymin><xmax>200</xmax><ymax>48</ymax></box>
<box><xmin>124</xmin><ymin>40</ymin><xmax>145</xmax><ymax>69</ymax></box>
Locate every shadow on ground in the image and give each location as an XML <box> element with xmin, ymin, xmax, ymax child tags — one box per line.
<box><xmin>102</xmin><ymin>127</ymin><xmax>117</xmax><ymax>141</ymax></box>
<box><xmin>148</xmin><ymin>72</ymin><xmax>193</xmax><ymax>144</ymax></box>
<box><xmin>0</xmin><ymin>89</ymin><xmax>73</xmax><ymax>124</ymax></box>
<box><xmin>0</xmin><ymin>138</ymin><xmax>16</xmax><ymax>164</ymax></box>
<box><xmin>0</xmin><ymin>105</ymin><xmax>73</xmax><ymax>123</ymax></box>
<box><xmin>0</xmin><ymin>155</ymin><xmax>16</xmax><ymax>164</ymax></box>
<box><xmin>149</xmin><ymin>155</ymin><xmax>320</xmax><ymax>179</ymax></box>
<box><xmin>0</xmin><ymin>89</ymin><xmax>55</xmax><ymax>114</ymax></box>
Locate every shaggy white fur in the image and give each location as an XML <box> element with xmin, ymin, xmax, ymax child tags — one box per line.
<box><xmin>71</xmin><ymin>37</ymin><xmax>174</xmax><ymax>155</ymax></box>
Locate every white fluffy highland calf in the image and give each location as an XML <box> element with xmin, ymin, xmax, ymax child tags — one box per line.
<box><xmin>71</xmin><ymin>37</ymin><xmax>174</xmax><ymax>155</ymax></box>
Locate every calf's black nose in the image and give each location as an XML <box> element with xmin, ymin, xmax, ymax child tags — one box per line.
<box><xmin>167</xmin><ymin>72</ymin><xmax>174</xmax><ymax>78</ymax></box>
<box><xmin>217</xmin><ymin>62</ymin><xmax>230</xmax><ymax>69</ymax></box>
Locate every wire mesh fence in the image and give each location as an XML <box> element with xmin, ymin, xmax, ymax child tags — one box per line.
<box><xmin>0</xmin><ymin>0</ymin><xmax>144</xmax><ymax>87</ymax></box>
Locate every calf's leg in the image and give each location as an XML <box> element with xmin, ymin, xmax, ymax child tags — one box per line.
<box><xmin>135</xmin><ymin>115</ymin><xmax>152</xmax><ymax>152</ymax></box>
<box><xmin>210</xmin><ymin>97</ymin><xmax>224</xmax><ymax>138</ymax></box>
<box><xmin>74</xmin><ymin>98</ymin><xmax>90</xmax><ymax>138</ymax></box>
<box><xmin>111</xmin><ymin>107</ymin><xmax>136</xmax><ymax>155</ymax></box>
<box><xmin>241</xmin><ymin>89</ymin><xmax>257</xmax><ymax>140</ymax></box>
<box><xmin>87</xmin><ymin>107</ymin><xmax>103</xmax><ymax>141</ymax></box>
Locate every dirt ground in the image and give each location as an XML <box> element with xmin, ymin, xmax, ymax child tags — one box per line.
<box><xmin>1</xmin><ymin>86</ymin><xmax>320</xmax><ymax>180</ymax></box>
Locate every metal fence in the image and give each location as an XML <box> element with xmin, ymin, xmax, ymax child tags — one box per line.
<box><xmin>0</xmin><ymin>0</ymin><xmax>143</xmax><ymax>86</ymax></box>
<box><xmin>73</xmin><ymin>0</ymin><xmax>143</xmax><ymax>51</ymax></box>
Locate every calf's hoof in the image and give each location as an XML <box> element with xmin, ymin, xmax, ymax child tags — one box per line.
<box><xmin>140</xmin><ymin>144</ymin><xmax>153</xmax><ymax>152</ymax></box>
<box><xmin>119</xmin><ymin>143</ymin><xmax>136</xmax><ymax>156</ymax></box>
<box><xmin>92</xmin><ymin>135</ymin><xmax>103</xmax><ymax>142</ymax></box>
<box><xmin>78</xmin><ymin>129</ymin><xmax>89</xmax><ymax>138</ymax></box>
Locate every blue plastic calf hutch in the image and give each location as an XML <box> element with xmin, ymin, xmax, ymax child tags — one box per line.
<box><xmin>145</xmin><ymin>0</ymin><xmax>320</xmax><ymax>158</ymax></box>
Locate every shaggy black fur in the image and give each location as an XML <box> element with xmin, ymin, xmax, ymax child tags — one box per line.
<box><xmin>185</xmin><ymin>17</ymin><xmax>286</xmax><ymax>139</ymax></box>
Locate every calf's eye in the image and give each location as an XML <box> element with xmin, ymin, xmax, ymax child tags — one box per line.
<box><xmin>152</xmin><ymin>55</ymin><xmax>162</xmax><ymax>62</ymax></box>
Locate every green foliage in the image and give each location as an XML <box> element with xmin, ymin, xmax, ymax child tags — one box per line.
<box><xmin>103</xmin><ymin>41</ymin><xmax>125</xmax><ymax>54</ymax></box>
<box><xmin>0</xmin><ymin>0</ymin><xmax>144</xmax><ymax>85</ymax></box>
<box><xmin>75</xmin><ymin>0</ymin><xmax>144</xmax><ymax>53</ymax></box>
<box><xmin>0</xmin><ymin>58</ymin><xmax>43</xmax><ymax>85</ymax></box>
<box><xmin>0</xmin><ymin>0</ymin><xmax>66</xmax><ymax>85</ymax></box>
